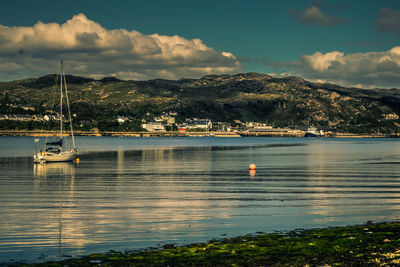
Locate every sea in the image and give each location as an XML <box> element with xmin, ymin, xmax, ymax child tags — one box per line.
<box><xmin>0</xmin><ymin>136</ymin><xmax>400</xmax><ymax>264</ymax></box>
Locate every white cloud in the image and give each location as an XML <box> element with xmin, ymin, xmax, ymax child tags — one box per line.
<box><xmin>0</xmin><ymin>14</ymin><xmax>242</xmax><ymax>81</ymax></box>
<box><xmin>264</xmin><ymin>47</ymin><xmax>400</xmax><ymax>88</ymax></box>
<box><xmin>303</xmin><ymin>51</ymin><xmax>344</xmax><ymax>71</ymax></box>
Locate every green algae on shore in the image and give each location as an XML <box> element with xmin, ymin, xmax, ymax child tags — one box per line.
<box><xmin>14</xmin><ymin>221</ymin><xmax>400</xmax><ymax>266</ymax></box>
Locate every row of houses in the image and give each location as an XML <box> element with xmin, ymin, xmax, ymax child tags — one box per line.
<box><xmin>0</xmin><ymin>114</ymin><xmax>62</xmax><ymax>121</ymax></box>
<box><xmin>178</xmin><ymin>119</ymin><xmax>212</xmax><ymax>132</ymax></box>
<box><xmin>153</xmin><ymin>113</ymin><xmax>176</xmax><ymax>124</ymax></box>
<box><xmin>141</xmin><ymin>118</ymin><xmax>299</xmax><ymax>133</ymax></box>
<box><xmin>142</xmin><ymin>118</ymin><xmax>213</xmax><ymax>132</ymax></box>
<box><xmin>141</xmin><ymin>118</ymin><xmax>286</xmax><ymax>133</ymax></box>
<box><xmin>142</xmin><ymin>122</ymin><xmax>166</xmax><ymax>131</ymax></box>
<box><xmin>8</xmin><ymin>104</ymin><xmax>35</xmax><ymax>111</ymax></box>
<box><xmin>1</xmin><ymin>112</ymin><xmax>319</xmax><ymax>134</ymax></box>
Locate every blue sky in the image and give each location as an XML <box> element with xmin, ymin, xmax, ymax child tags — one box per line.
<box><xmin>1</xmin><ymin>0</ymin><xmax>400</xmax><ymax>88</ymax></box>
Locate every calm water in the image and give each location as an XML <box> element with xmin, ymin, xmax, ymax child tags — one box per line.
<box><xmin>1</xmin><ymin>136</ymin><xmax>400</xmax><ymax>264</ymax></box>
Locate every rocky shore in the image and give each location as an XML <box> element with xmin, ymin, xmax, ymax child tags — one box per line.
<box><xmin>13</xmin><ymin>221</ymin><xmax>400</xmax><ymax>266</ymax></box>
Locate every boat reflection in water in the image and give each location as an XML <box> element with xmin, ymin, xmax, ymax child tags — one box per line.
<box><xmin>33</xmin><ymin>162</ymin><xmax>76</xmax><ymax>178</ymax></box>
<box><xmin>32</xmin><ymin>162</ymin><xmax>78</xmax><ymax>262</ymax></box>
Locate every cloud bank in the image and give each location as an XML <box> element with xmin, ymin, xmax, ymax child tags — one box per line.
<box><xmin>264</xmin><ymin>47</ymin><xmax>400</xmax><ymax>88</ymax></box>
<box><xmin>0</xmin><ymin>14</ymin><xmax>242</xmax><ymax>81</ymax></box>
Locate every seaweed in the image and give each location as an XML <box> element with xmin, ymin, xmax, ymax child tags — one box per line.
<box><xmin>14</xmin><ymin>221</ymin><xmax>400</xmax><ymax>266</ymax></box>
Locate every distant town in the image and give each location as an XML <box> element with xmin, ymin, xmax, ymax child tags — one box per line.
<box><xmin>2</xmin><ymin>104</ymin><xmax>398</xmax><ymax>138</ymax></box>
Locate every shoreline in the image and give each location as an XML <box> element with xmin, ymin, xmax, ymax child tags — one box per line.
<box><xmin>0</xmin><ymin>130</ymin><xmax>399</xmax><ymax>138</ymax></box>
<box><xmin>12</xmin><ymin>221</ymin><xmax>400</xmax><ymax>266</ymax></box>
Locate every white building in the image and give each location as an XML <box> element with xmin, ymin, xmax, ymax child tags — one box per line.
<box><xmin>142</xmin><ymin>122</ymin><xmax>165</xmax><ymax>131</ymax></box>
<box><xmin>117</xmin><ymin>116</ymin><xmax>129</xmax><ymax>123</ymax></box>
<box><xmin>185</xmin><ymin>119</ymin><xmax>212</xmax><ymax>130</ymax></box>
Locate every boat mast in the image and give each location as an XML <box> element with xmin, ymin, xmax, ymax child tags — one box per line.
<box><xmin>60</xmin><ymin>61</ymin><xmax>63</xmax><ymax>141</ymax></box>
<box><xmin>62</xmin><ymin>65</ymin><xmax>76</xmax><ymax>149</ymax></box>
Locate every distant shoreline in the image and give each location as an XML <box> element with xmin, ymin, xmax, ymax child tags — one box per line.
<box><xmin>0</xmin><ymin>130</ymin><xmax>399</xmax><ymax>138</ymax></box>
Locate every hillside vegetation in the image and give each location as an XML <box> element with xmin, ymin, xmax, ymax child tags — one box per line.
<box><xmin>1</xmin><ymin>73</ymin><xmax>400</xmax><ymax>133</ymax></box>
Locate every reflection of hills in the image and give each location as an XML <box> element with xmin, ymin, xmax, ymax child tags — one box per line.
<box><xmin>83</xmin><ymin>143</ymin><xmax>306</xmax><ymax>176</ymax></box>
<box><xmin>81</xmin><ymin>147</ymin><xmax>217</xmax><ymax>174</ymax></box>
<box><xmin>0</xmin><ymin>156</ymin><xmax>32</xmax><ymax>169</ymax></box>
<box><xmin>10</xmin><ymin>145</ymin><xmax>333</xmax><ymax>258</ymax></box>
<box><xmin>301</xmin><ymin>142</ymin><xmax>400</xmax><ymax>224</ymax></box>
<box><xmin>4</xmin><ymin>138</ymin><xmax>400</xmax><ymax>264</ymax></box>
<box><xmin>139</xmin><ymin>147</ymin><xmax>213</xmax><ymax>174</ymax></box>
<box><xmin>24</xmin><ymin>146</ymin><xmax>223</xmax><ymax>257</ymax></box>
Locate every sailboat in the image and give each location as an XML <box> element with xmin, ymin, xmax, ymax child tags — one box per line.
<box><xmin>34</xmin><ymin>61</ymin><xmax>77</xmax><ymax>163</ymax></box>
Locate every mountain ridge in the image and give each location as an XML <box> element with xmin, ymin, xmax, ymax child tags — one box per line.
<box><xmin>1</xmin><ymin>72</ymin><xmax>400</xmax><ymax>133</ymax></box>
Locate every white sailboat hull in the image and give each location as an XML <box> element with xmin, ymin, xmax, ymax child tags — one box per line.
<box><xmin>34</xmin><ymin>150</ymin><xmax>77</xmax><ymax>163</ymax></box>
<box><xmin>33</xmin><ymin>61</ymin><xmax>77</xmax><ymax>164</ymax></box>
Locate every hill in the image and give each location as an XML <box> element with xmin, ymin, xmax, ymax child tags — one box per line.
<box><xmin>1</xmin><ymin>72</ymin><xmax>400</xmax><ymax>133</ymax></box>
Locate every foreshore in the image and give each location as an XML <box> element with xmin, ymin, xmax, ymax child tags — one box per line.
<box><xmin>0</xmin><ymin>129</ymin><xmax>399</xmax><ymax>138</ymax></box>
<box><xmin>13</xmin><ymin>221</ymin><xmax>400</xmax><ymax>266</ymax></box>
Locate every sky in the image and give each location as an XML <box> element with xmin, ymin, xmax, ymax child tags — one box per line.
<box><xmin>0</xmin><ymin>0</ymin><xmax>400</xmax><ymax>88</ymax></box>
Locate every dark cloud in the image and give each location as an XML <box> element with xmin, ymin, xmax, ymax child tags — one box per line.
<box><xmin>376</xmin><ymin>60</ymin><xmax>398</xmax><ymax>72</ymax></box>
<box><xmin>377</xmin><ymin>8</ymin><xmax>400</xmax><ymax>35</ymax></box>
<box><xmin>290</xmin><ymin>1</ymin><xmax>348</xmax><ymax>27</ymax></box>
<box><xmin>76</xmin><ymin>32</ymin><xmax>101</xmax><ymax>47</ymax></box>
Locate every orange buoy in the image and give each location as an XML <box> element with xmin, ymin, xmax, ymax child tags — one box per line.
<box><xmin>249</xmin><ymin>169</ymin><xmax>256</xmax><ymax>176</ymax></box>
<box><xmin>76</xmin><ymin>158</ymin><xmax>80</xmax><ymax>163</ymax></box>
<box><xmin>249</xmin><ymin>163</ymin><xmax>256</xmax><ymax>170</ymax></box>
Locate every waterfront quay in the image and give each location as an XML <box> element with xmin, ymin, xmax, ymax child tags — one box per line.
<box><xmin>0</xmin><ymin>129</ymin><xmax>399</xmax><ymax>138</ymax></box>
